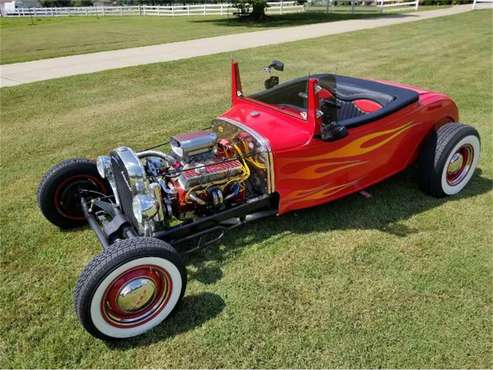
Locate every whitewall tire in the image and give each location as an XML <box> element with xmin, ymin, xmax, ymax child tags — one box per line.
<box><xmin>419</xmin><ymin>122</ymin><xmax>480</xmax><ymax>198</ymax></box>
<box><xmin>440</xmin><ymin>135</ymin><xmax>480</xmax><ymax>195</ymax></box>
<box><xmin>75</xmin><ymin>238</ymin><xmax>186</xmax><ymax>340</ymax></box>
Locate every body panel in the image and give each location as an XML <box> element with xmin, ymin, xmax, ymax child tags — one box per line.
<box><xmin>225</xmin><ymin>68</ymin><xmax>459</xmax><ymax>214</ymax></box>
<box><xmin>221</xmin><ymin>99</ymin><xmax>313</xmax><ymax>152</ymax></box>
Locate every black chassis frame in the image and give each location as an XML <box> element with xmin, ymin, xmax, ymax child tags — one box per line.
<box><xmin>81</xmin><ymin>193</ymin><xmax>278</xmax><ymax>254</ymax></box>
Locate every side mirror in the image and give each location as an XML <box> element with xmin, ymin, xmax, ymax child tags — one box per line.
<box><xmin>269</xmin><ymin>60</ymin><xmax>284</xmax><ymax>72</ymax></box>
<box><xmin>264</xmin><ymin>76</ymin><xmax>279</xmax><ymax>89</ymax></box>
<box><xmin>321</xmin><ymin>123</ymin><xmax>348</xmax><ymax>142</ymax></box>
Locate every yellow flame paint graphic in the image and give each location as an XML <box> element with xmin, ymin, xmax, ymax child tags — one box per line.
<box><xmin>288</xmin><ymin>181</ymin><xmax>358</xmax><ymax>203</ymax></box>
<box><xmin>284</xmin><ymin>159</ymin><xmax>367</xmax><ymax>180</ymax></box>
<box><xmin>284</xmin><ymin>121</ymin><xmax>418</xmax><ymax>206</ymax></box>
<box><xmin>287</xmin><ymin>121</ymin><xmax>417</xmax><ymax>164</ymax></box>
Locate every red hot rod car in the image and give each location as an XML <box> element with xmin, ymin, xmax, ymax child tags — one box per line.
<box><xmin>38</xmin><ymin>61</ymin><xmax>480</xmax><ymax>340</ymax></box>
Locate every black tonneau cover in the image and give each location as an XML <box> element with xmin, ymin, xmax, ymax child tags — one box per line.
<box><xmin>331</xmin><ymin>75</ymin><xmax>419</xmax><ymax>128</ymax></box>
<box><xmin>250</xmin><ymin>74</ymin><xmax>420</xmax><ymax>129</ymax></box>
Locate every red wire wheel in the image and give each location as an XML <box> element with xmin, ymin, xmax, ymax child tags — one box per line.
<box><xmin>445</xmin><ymin>144</ymin><xmax>474</xmax><ymax>187</ymax></box>
<box><xmin>53</xmin><ymin>174</ymin><xmax>107</xmax><ymax>220</ymax></box>
<box><xmin>101</xmin><ymin>265</ymin><xmax>173</xmax><ymax>328</ymax></box>
<box><xmin>37</xmin><ymin>158</ymin><xmax>110</xmax><ymax>228</ymax></box>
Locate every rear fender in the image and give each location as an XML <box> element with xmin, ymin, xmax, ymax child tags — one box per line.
<box><xmin>407</xmin><ymin>94</ymin><xmax>459</xmax><ymax>165</ymax></box>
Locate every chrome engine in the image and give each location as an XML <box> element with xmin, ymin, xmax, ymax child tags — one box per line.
<box><xmin>170</xmin><ymin>131</ymin><xmax>217</xmax><ymax>161</ymax></box>
<box><xmin>96</xmin><ymin>122</ymin><xmax>271</xmax><ymax>235</ymax></box>
<box><xmin>178</xmin><ymin>160</ymin><xmax>244</xmax><ymax>189</ymax></box>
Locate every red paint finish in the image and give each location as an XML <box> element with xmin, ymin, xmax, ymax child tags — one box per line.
<box><xmin>353</xmin><ymin>99</ymin><xmax>382</xmax><ymax>113</ymax></box>
<box><xmin>222</xmin><ymin>99</ymin><xmax>314</xmax><ymax>152</ymax></box>
<box><xmin>275</xmin><ymin>104</ymin><xmax>305</xmax><ymax>115</ymax></box>
<box><xmin>226</xmin><ymin>62</ymin><xmax>459</xmax><ymax>214</ymax></box>
<box><xmin>318</xmin><ymin>88</ymin><xmax>334</xmax><ymax>100</ymax></box>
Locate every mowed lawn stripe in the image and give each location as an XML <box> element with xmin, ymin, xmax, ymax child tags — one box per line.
<box><xmin>0</xmin><ymin>12</ymin><xmax>394</xmax><ymax>64</ymax></box>
<box><xmin>0</xmin><ymin>10</ymin><xmax>492</xmax><ymax>368</ymax></box>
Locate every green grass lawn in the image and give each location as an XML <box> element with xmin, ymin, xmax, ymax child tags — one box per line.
<box><xmin>0</xmin><ymin>12</ymin><xmax>393</xmax><ymax>64</ymax></box>
<box><xmin>306</xmin><ymin>4</ymin><xmax>451</xmax><ymax>12</ymax></box>
<box><xmin>1</xmin><ymin>9</ymin><xmax>492</xmax><ymax>368</ymax></box>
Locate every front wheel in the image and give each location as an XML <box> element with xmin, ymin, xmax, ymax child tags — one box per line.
<box><xmin>74</xmin><ymin>238</ymin><xmax>187</xmax><ymax>340</ymax></box>
<box><xmin>419</xmin><ymin>122</ymin><xmax>480</xmax><ymax>197</ymax></box>
<box><xmin>37</xmin><ymin>158</ymin><xmax>110</xmax><ymax>229</ymax></box>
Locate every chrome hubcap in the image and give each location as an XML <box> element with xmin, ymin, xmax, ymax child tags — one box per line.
<box><xmin>447</xmin><ymin>152</ymin><xmax>464</xmax><ymax>175</ymax></box>
<box><xmin>446</xmin><ymin>144</ymin><xmax>474</xmax><ymax>186</ymax></box>
<box><xmin>117</xmin><ymin>278</ymin><xmax>156</xmax><ymax>313</ymax></box>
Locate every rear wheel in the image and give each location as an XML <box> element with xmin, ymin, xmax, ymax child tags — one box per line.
<box><xmin>37</xmin><ymin>158</ymin><xmax>110</xmax><ymax>229</ymax></box>
<box><xmin>419</xmin><ymin>123</ymin><xmax>480</xmax><ymax>197</ymax></box>
<box><xmin>75</xmin><ymin>238</ymin><xmax>186</xmax><ymax>340</ymax></box>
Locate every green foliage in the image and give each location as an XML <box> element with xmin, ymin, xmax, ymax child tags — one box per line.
<box><xmin>39</xmin><ymin>0</ymin><xmax>93</xmax><ymax>6</ymax></box>
<box><xmin>39</xmin><ymin>0</ymin><xmax>72</xmax><ymax>7</ymax></box>
<box><xmin>72</xmin><ymin>0</ymin><xmax>94</xmax><ymax>5</ymax></box>
<box><xmin>232</xmin><ymin>0</ymin><xmax>269</xmax><ymax>19</ymax></box>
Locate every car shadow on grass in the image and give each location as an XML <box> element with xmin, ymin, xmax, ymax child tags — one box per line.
<box><xmin>186</xmin><ymin>167</ymin><xmax>492</xmax><ymax>283</ymax></box>
<box><xmin>105</xmin><ymin>292</ymin><xmax>225</xmax><ymax>349</ymax></box>
<box><xmin>99</xmin><ymin>168</ymin><xmax>491</xmax><ymax>348</ymax></box>
<box><xmin>191</xmin><ymin>11</ymin><xmax>414</xmax><ymax>29</ymax></box>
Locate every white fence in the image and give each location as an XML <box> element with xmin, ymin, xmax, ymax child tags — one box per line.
<box><xmin>5</xmin><ymin>2</ymin><xmax>304</xmax><ymax>17</ymax></box>
<box><xmin>377</xmin><ymin>0</ymin><xmax>419</xmax><ymax>11</ymax></box>
<box><xmin>322</xmin><ymin>0</ymin><xmax>418</xmax><ymax>13</ymax></box>
<box><xmin>472</xmin><ymin>0</ymin><xmax>493</xmax><ymax>8</ymax></box>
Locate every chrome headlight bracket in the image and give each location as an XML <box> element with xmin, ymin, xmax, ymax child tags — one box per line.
<box><xmin>97</xmin><ymin>155</ymin><xmax>120</xmax><ymax>205</ymax></box>
<box><xmin>109</xmin><ymin>147</ymin><xmax>167</xmax><ymax>236</ymax></box>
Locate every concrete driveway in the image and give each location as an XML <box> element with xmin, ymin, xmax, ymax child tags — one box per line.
<box><xmin>0</xmin><ymin>5</ymin><xmax>472</xmax><ymax>88</ymax></box>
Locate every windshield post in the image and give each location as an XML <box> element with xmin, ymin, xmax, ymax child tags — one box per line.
<box><xmin>306</xmin><ymin>78</ymin><xmax>321</xmax><ymax>135</ymax></box>
<box><xmin>231</xmin><ymin>61</ymin><xmax>243</xmax><ymax>105</ymax></box>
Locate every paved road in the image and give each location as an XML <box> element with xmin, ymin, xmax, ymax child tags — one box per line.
<box><xmin>0</xmin><ymin>5</ymin><xmax>472</xmax><ymax>87</ymax></box>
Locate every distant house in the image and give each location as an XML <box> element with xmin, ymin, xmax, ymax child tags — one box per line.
<box><xmin>2</xmin><ymin>0</ymin><xmax>41</xmax><ymax>8</ymax></box>
<box><xmin>1</xmin><ymin>0</ymin><xmax>41</xmax><ymax>15</ymax></box>
<box><xmin>0</xmin><ymin>0</ymin><xmax>16</xmax><ymax>14</ymax></box>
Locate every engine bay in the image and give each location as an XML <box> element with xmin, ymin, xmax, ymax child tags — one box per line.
<box><xmin>97</xmin><ymin>119</ymin><xmax>272</xmax><ymax>235</ymax></box>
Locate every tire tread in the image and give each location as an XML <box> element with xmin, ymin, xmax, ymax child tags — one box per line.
<box><xmin>418</xmin><ymin>122</ymin><xmax>479</xmax><ymax>197</ymax></box>
<box><xmin>74</xmin><ymin>237</ymin><xmax>186</xmax><ymax>341</ymax></box>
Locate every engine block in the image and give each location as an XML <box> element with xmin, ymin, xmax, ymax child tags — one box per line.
<box><xmin>178</xmin><ymin>160</ymin><xmax>244</xmax><ymax>189</ymax></box>
<box><xmin>98</xmin><ymin>123</ymin><xmax>270</xmax><ymax>230</ymax></box>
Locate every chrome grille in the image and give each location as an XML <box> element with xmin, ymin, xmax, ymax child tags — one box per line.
<box><xmin>110</xmin><ymin>154</ymin><xmax>139</xmax><ymax>228</ymax></box>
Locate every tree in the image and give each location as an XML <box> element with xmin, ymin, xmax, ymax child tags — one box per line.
<box><xmin>232</xmin><ymin>0</ymin><xmax>268</xmax><ymax>20</ymax></box>
<box><xmin>40</xmin><ymin>0</ymin><xmax>71</xmax><ymax>6</ymax></box>
<box><xmin>72</xmin><ymin>0</ymin><xmax>93</xmax><ymax>5</ymax></box>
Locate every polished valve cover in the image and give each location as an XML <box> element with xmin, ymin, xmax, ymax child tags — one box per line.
<box><xmin>178</xmin><ymin>159</ymin><xmax>243</xmax><ymax>189</ymax></box>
